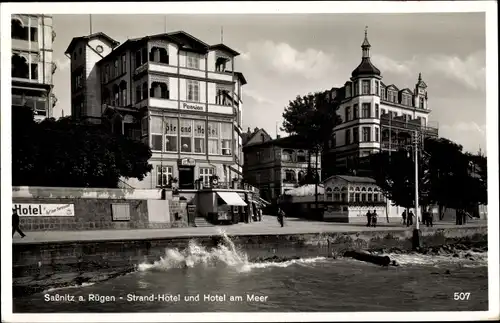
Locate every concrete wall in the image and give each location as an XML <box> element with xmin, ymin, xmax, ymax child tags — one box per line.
<box><xmin>12</xmin><ymin>187</ymin><xmax>187</xmax><ymax>231</ymax></box>
<box><xmin>12</xmin><ymin>225</ymin><xmax>487</xmax><ymax>296</ymax></box>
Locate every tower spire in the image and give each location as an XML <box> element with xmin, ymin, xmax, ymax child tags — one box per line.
<box><xmin>361</xmin><ymin>26</ymin><xmax>371</xmax><ymax>58</ymax></box>
<box><xmin>418</xmin><ymin>72</ymin><xmax>422</xmax><ymax>82</ymax></box>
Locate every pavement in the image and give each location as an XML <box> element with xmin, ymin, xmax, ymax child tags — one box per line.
<box><xmin>11</xmin><ymin>216</ymin><xmax>487</xmax><ymax>245</ymax></box>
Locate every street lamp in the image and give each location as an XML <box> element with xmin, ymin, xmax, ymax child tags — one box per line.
<box><xmin>412</xmin><ymin>130</ymin><xmax>421</xmax><ymax>249</ymax></box>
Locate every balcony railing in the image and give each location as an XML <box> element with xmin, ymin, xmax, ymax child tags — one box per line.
<box><xmin>380</xmin><ymin>116</ymin><xmax>439</xmax><ymax>137</ymax></box>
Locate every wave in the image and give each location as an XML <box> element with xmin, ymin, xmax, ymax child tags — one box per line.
<box><xmin>138</xmin><ymin>229</ymin><xmax>327</xmax><ymax>273</ymax></box>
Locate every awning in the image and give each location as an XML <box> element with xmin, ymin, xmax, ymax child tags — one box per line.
<box><xmin>217</xmin><ymin>192</ymin><xmax>247</xmax><ymax>206</ymax></box>
<box><xmin>252</xmin><ymin>197</ymin><xmax>270</xmax><ymax>206</ymax></box>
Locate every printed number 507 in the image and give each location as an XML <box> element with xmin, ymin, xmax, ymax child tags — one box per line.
<box><xmin>454</xmin><ymin>292</ymin><xmax>471</xmax><ymax>300</ymax></box>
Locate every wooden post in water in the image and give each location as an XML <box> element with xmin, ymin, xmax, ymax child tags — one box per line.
<box><xmin>327</xmin><ymin>238</ymin><xmax>331</xmax><ymax>258</ymax></box>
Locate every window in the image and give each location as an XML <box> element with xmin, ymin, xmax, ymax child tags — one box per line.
<box><xmin>375</xmin><ymin>104</ymin><xmax>379</xmax><ymax>118</ymax></box>
<box><xmin>381</xmin><ymin>109</ymin><xmax>386</xmax><ymax>116</ymax></box>
<box><xmin>362</xmin><ymin>103</ymin><xmax>371</xmax><ymax>118</ymax></box>
<box><xmin>374</xmin><ymin>194</ymin><xmax>379</xmax><ymax>202</ymax></box>
<box><xmin>349</xmin><ymin>193</ymin><xmax>354</xmax><ymax>202</ymax></box>
<box><xmin>156</xmin><ymin>166</ymin><xmax>173</xmax><ymax>187</ymax></box>
<box><xmin>151</xmin><ymin>116</ymin><xmax>163</xmax><ymax>151</ymax></box>
<box><xmin>326</xmin><ymin>188</ymin><xmax>333</xmax><ymax>201</ymax></box>
<box><xmin>367</xmin><ymin>192</ymin><xmax>373</xmax><ymax>202</ymax></box>
<box><xmin>355</xmin><ymin>193</ymin><xmax>360</xmax><ymax>202</ymax></box>
<box><xmin>187</xmin><ymin>80</ymin><xmax>199</xmax><ymax>102</ymax></box>
<box><xmin>112</xmin><ymin>84</ymin><xmax>119</xmax><ymax>106</ymax></box>
<box><xmin>142</xmin><ymin>82</ymin><xmax>149</xmax><ymax>101</ymax></box>
<box><xmin>345</xmin><ymin>129</ymin><xmax>351</xmax><ymax>145</ymax></box>
<box><xmin>345</xmin><ymin>106</ymin><xmax>351</xmax><ymax>122</ymax></box>
<box><xmin>120</xmin><ymin>81</ymin><xmax>127</xmax><ymax>106</ymax></box>
<box><xmin>361</xmin><ymin>193</ymin><xmax>367</xmax><ymax>202</ymax></box>
<box><xmin>200</xmin><ymin>167</ymin><xmax>214</xmax><ymax>187</ymax></box>
<box><xmin>164</xmin><ymin>118</ymin><xmax>178</xmax><ymax>152</ymax></box>
<box><xmin>375</xmin><ymin>81</ymin><xmax>379</xmax><ymax>96</ymax></box>
<box><xmin>297</xmin><ymin>150</ymin><xmax>306</xmax><ymax>162</ymax></box>
<box><xmin>135</xmin><ymin>85</ymin><xmax>141</xmax><ymax>103</ymax></box>
<box><xmin>282</xmin><ymin>149</ymin><xmax>292</xmax><ymax>162</ymax></box>
<box><xmin>150</xmin><ymin>82</ymin><xmax>169</xmax><ymax>99</ymax></box>
<box><xmin>180</xmin><ymin>119</ymin><xmax>193</xmax><ymax>152</ymax></box>
<box><xmin>104</xmin><ymin>64</ymin><xmax>109</xmax><ymax>83</ymax></box>
<box><xmin>113</xmin><ymin>59</ymin><xmax>118</xmax><ymax>78</ymax></box>
<box><xmin>141</xmin><ymin>48</ymin><xmax>148</xmax><ymax>65</ymax></box>
<box><xmin>30</xmin><ymin>63</ymin><xmax>38</xmax><ymax>80</ymax></box>
<box><xmin>141</xmin><ymin>116</ymin><xmax>148</xmax><ymax>137</ymax></box>
<box><xmin>186</xmin><ymin>53</ymin><xmax>200</xmax><ymax>69</ymax></box>
<box><xmin>362</xmin><ymin>127</ymin><xmax>371</xmax><ymax>142</ymax></box>
<box><xmin>362</xmin><ymin>80</ymin><xmax>370</xmax><ymax>94</ymax></box>
<box><xmin>122</xmin><ymin>54</ymin><xmax>127</xmax><ymax>74</ymax></box>
<box><xmin>12</xmin><ymin>54</ymin><xmax>29</xmax><ymax>79</ymax></box>
<box><xmin>353</xmin><ymin>127</ymin><xmax>359</xmax><ymax>143</ymax></box>
<box><xmin>194</xmin><ymin>120</ymin><xmax>205</xmax><ymax>153</ymax></box>
<box><xmin>381</xmin><ymin>87</ymin><xmax>386</xmax><ymax>100</ymax></box>
<box><xmin>419</xmin><ymin>97</ymin><xmax>425</xmax><ymax>109</ymax></box>
<box><xmin>285</xmin><ymin>170</ymin><xmax>296</xmax><ymax>183</ymax></box>
<box><xmin>345</xmin><ymin>84</ymin><xmax>351</xmax><ymax>98</ymax></box>
<box><xmin>215</xmin><ymin>57</ymin><xmax>228</xmax><ymax>72</ymax></box>
<box><xmin>354</xmin><ymin>81</ymin><xmax>359</xmax><ymax>96</ymax></box>
<box><xmin>221</xmin><ymin>123</ymin><xmax>232</xmax><ymax>155</ymax></box>
<box><xmin>353</xmin><ymin>104</ymin><xmax>359</xmax><ymax>119</ymax></box>
<box><xmin>208</xmin><ymin>122</ymin><xmax>219</xmax><ymax>155</ymax></box>
<box><xmin>375</xmin><ymin>127</ymin><xmax>379</xmax><ymax>142</ymax></box>
<box><xmin>12</xmin><ymin>19</ymin><xmax>28</xmax><ymax>40</ymax></box>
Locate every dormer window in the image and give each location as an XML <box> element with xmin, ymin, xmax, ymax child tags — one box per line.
<box><xmin>381</xmin><ymin>87</ymin><xmax>386</xmax><ymax>100</ymax></box>
<box><xmin>345</xmin><ymin>84</ymin><xmax>351</xmax><ymax>98</ymax></box>
<box><xmin>186</xmin><ymin>53</ymin><xmax>199</xmax><ymax>69</ymax></box>
<box><xmin>215</xmin><ymin>57</ymin><xmax>228</xmax><ymax>72</ymax></box>
<box><xmin>419</xmin><ymin>97</ymin><xmax>425</xmax><ymax>109</ymax></box>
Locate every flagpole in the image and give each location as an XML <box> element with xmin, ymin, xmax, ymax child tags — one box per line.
<box><xmin>89</xmin><ymin>14</ymin><xmax>92</xmax><ymax>35</ymax></box>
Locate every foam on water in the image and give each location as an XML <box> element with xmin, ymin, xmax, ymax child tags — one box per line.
<box><xmin>385</xmin><ymin>251</ymin><xmax>488</xmax><ymax>267</ymax></box>
<box><xmin>138</xmin><ymin>229</ymin><xmax>327</xmax><ymax>273</ymax></box>
<box><xmin>44</xmin><ymin>282</ymin><xmax>95</xmax><ymax>292</ymax></box>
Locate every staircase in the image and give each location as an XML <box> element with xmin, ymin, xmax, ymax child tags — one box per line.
<box><xmin>194</xmin><ymin>217</ymin><xmax>214</xmax><ymax>227</ymax></box>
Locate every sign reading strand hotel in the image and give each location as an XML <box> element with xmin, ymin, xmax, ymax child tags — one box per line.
<box><xmin>13</xmin><ymin>203</ymin><xmax>75</xmax><ymax>216</ymax></box>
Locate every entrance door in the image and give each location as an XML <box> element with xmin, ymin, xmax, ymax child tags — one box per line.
<box><xmin>178</xmin><ymin>166</ymin><xmax>195</xmax><ymax>189</ymax></box>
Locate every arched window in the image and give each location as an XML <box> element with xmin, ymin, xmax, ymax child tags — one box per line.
<box><xmin>150</xmin><ymin>47</ymin><xmax>169</xmax><ymax>64</ymax></box>
<box><xmin>297</xmin><ymin>150</ymin><xmax>306</xmax><ymax>162</ymax></box>
<box><xmin>333</xmin><ymin>187</ymin><xmax>341</xmax><ymax>201</ymax></box>
<box><xmin>282</xmin><ymin>149</ymin><xmax>293</xmax><ymax>162</ymax></box>
<box><xmin>150</xmin><ymin>82</ymin><xmax>170</xmax><ymax>99</ymax></box>
<box><xmin>215</xmin><ymin>57</ymin><xmax>228</xmax><ymax>72</ymax></box>
<box><xmin>11</xmin><ymin>19</ymin><xmax>28</xmax><ymax>40</ymax></box>
<box><xmin>326</xmin><ymin>187</ymin><xmax>333</xmax><ymax>201</ymax></box>
<box><xmin>298</xmin><ymin>170</ymin><xmax>305</xmax><ymax>183</ymax></box>
<box><xmin>12</xmin><ymin>54</ymin><xmax>29</xmax><ymax>79</ymax></box>
<box><xmin>120</xmin><ymin>81</ymin><xmax>127</xmax><ymax>106</ymax></box>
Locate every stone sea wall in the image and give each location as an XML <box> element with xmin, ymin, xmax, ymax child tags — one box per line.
<box><xmin>12</xmin><ymin>225</ymin><xmax>487</xmax><ymax>297</ymax></box>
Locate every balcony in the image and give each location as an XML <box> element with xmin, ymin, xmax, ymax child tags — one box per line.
<box><xmin>207</xmin><ymin>104</ymin><xmax>233</xmax><ymax>115</ymax></box>
<box><xmin>150</xmin><ymin>98</ymin><xmax>178</xmax><ymax>110</ymax></box>
<box><xmin>207</xmin><ymin>71</ymin><xmax>233</xmax><ymax>83</ymax></box>
<box><xmin>380</xmin><ymin>116</ymin><xmax>438</xmax><ymax>137</ymax></box>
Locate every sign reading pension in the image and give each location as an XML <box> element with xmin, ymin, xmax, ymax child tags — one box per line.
<box><xmin>13</xmin><ymin>203</ymin><xmax>75</xmax><ymax>216</ymax></box>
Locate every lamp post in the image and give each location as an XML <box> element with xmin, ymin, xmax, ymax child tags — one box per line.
<box><xmin>412</xmin><ymin>130</ymin><xmax>421</xmax><ymax>250</ymax></box>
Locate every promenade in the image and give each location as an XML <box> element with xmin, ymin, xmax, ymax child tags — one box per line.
<box><xmin>12</xmin><ymin>216</ymin><xmax>487</xmax><ymax>245</ymax></box>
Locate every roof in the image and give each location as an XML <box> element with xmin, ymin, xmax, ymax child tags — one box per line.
<box><xmin>351</xmin><ymin>58</ymin><xmax>381</xmax><ymax>78</ymax></box>
<box><xmin>210</xmin><ymin>43</ymin><xmax>240</xmax><ymax>56</ymax></box>
<box><xmin>400</xmin><ymin>88</ymin><xmax>414</xmax><ymax>95</ymax></box>
<box><xmin>242</xmin><ymin>128</ymin><xmax>272</xmax><ymax>146</ymax></box>
<box><xmin>166</xmin><ymin>31</ymin><xmax>209</xmax><ymax>52</ymax></box>
<box><xmin>243</xmin><ymin>134</ymin><xmax>312</xmax><ymax>150</ymax></box>
<box><xmin>234</xmin><ymin>72</ymin><xmax>247</xmax><ymax>85</ymax></box>
<box><xmin>322</xmin><ymin>175</ymin><xmax>376</xmax><ymax>184</ymax></box>
<box><xmin>65</xmin><ymin>32</ymin><xmax>120</xmax><ymax>55</ymax></box>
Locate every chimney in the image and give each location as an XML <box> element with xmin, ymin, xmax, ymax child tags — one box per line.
<box><xmin>254</xmin><ymin>127</ymin><xmax>259</xmax><ymax>133</ymax></box>
<box><xmin>247</xmin><ymin>127</ymin><xmax>251</xmax><ymax>134</ymax></box>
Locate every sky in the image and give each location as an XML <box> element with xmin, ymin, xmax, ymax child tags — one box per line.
<box><xmin>51</xmin><ymin>13</ymin><xmax>486</xmax><ymax>154</ymax></box>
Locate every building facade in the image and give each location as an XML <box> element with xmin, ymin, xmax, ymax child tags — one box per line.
<box><xmin>11</xmin><ymin>14</ymin><xmax>57</xmax><ymax>121</ymax></box>
<box><xmin>243</xmin><ymin>133</ymin><xmax>322</xmax><ymax>203</ymax></box>
<box><xmin>324</xmin><ymin>30</ymin><xmax>439</xmax><ymax>177</ymax></box>
<box><xmin>64</xmin><ymin>31</ymin><xmax>247</xmax><ymax>190</ymax></box>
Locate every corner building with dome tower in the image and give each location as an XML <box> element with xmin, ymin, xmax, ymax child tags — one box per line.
<box><xmin>323</xmin><ymin>29</ymin><xmax>439</xmax><ymax>178</ymax></box>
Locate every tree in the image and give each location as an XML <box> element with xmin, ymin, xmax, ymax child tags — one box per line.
<box><xmin>281</xmin><ymin>90</ymin><xmax>342</xmax><ymax>208</ymax></box>
<box><xmin>369</xmin><ymin>136</ymin><xmax>488</xmax><ymax>221</ymax></box>
<box><xmin>12</xmin><ymin>106</ymin><xmax>153</xmax><ymax>188</ymax></box>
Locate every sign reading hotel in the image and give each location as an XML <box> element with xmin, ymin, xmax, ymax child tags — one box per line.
<box><xmin>182</xmin><ymin>103</ymin><xmax>205</xmax><ymax>112</ymax></box>
<box><xmin>13</xmin><ymin>203</ymin><xmax>75</xmax><ymax>217</ymax></box>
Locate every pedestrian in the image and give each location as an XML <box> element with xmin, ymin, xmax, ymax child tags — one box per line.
<box><xmin>371</xmin><ymin>210</ymin><xmax>378</xmax><ymax>227</ymax></box>
<box><xmin>427</xmin><ymin>210</ymin><xmax>433</xmax><ymax>227</ymax></box>
<box><xmin>12</xmin><ymin>208</ymin><xmax>26</xmax><ymax>238</ymax></box>
<box><xmin>408</xmin><ymin>211</ymin><xmax>414</xmax><ymax>227</ymax></box>
<box><xmin>366</xmin><ymin>210</ymin><xmax>372</xmax><ymax>227</ymax></box>
<box><xmin>259</xmin><ymin>208</ymin><xmax>263</xmax><ymax>222</ymax></box>
<box><xmin>402</xmin><ymin>210</ymin><xmax>407</xmax><ymax>225</ymax></box>
<box><xmin>277</xmin><ymin>208</ymin><xmax>285</xmax><ymax>227</ymax></box>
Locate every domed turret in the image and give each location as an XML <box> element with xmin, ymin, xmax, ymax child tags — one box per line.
<box><xmin>351</xmin><ymin>27</ymin><xmax>381</xmax><ymax>78</ymax></box>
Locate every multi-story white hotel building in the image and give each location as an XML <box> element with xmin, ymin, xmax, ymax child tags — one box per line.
<box><xmin>64</xmin><ymin>31</ymin><xmax>246</xmax><ymax>189</ymax></box>
<box><xmin>324</xmin><ymin>30</ymin><xmax>439</xmax><ymax>176</ymax></box>
<box><xmin>11</xmin><ymin>14</ymin><xmax>57</xmax><ymax>121</ymax></box>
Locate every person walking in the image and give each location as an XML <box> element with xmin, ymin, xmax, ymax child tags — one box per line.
<box><xmin>366</xmin><ymin>210</ymin><xmax>372</xmax><ymax>227</ymax></box>
<box><xmin>402</xmin><ymin>210</ymin><xmax>407</xmax><ymax>226</ymax></box>
<box><xmin>12</xmin><ymin>209</ymin><xmax>26</xmax><ymax>238</ymax></box>
<box><xmin>408</xmin><ymin>211</ymin><xmax>414</xmax><ymax>227</ymax></box>
<box><xmin>371</xmin><ymin>210</ymin><xmax>378</xmax><ymax>228</ymax></box>
<box><xmin>277</xmin><ymin>208</ymin><xmax>285</xmax><ymax>227</ymax></box>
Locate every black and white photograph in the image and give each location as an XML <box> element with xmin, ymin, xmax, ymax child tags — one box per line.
<box><xmin>1</xmin><ymin>1</ymin><xmax>498</xmax><ymax>322</ymax></box>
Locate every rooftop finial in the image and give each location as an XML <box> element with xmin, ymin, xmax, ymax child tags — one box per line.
<box><xmin>362</xmin><ymin>26</ymin><xmax>371</xmax><ymax>49</ymax></box>
<box><xmin>418</xmin><ymin>72</ymin><xmax>422</xmax><ymax>82</ymax></box>
<box><xmin>365</xmin><ymin>25</ymin><xmax>368</xmax><ymax>37</ymax></box>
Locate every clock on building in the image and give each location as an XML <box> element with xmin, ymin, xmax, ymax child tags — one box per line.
<box><xmin>96</xmin><ymin>45</ymin><xmax>104</xmax><ymax>53</ymax></box>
